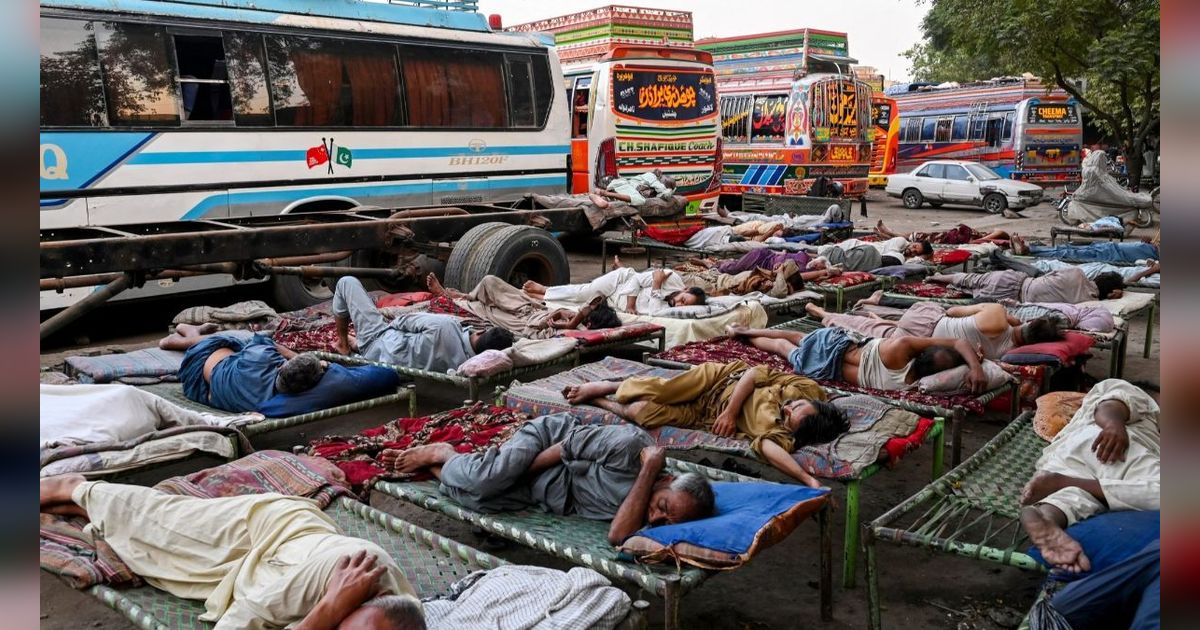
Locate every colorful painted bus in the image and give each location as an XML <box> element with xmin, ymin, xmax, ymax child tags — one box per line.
<box><xmin>697</xmin><ymin>29</ymin><xmax>873</xmax><ymax>204</ymax></box>
<box><xmin>561</xmin><ymin>48</ymin><xmax>721</xmax><ymax>213</ymax></box>
<box><xmin>891</xmin><ymin>79</ymin><xmax>1082</xmax><ymax>184</ymax></box>
<box><xmin>39</xmin><ymin>0</ymin><xmax>569</xmax><ymax>310</ymax></box>
<box><xmin>509</xmin><ymin>7</ymin><xmax>720</xmax><ymax>213</ymax></box>
<box><xmin>868</xmin><ymin>94</ymin><xmax>899</xmax><ymax>186</ymax></box>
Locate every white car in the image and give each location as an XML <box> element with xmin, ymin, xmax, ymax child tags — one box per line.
<box><xmin>885</xmin><ymin>160</ymin><xmax>1045</xmax><ymax>213</ymax></box>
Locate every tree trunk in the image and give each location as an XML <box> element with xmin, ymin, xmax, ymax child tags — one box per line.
<box><xmin>1124</xmin><ymin>139</ymin><xmax>1145</xmax><ymax>191</ymax></box>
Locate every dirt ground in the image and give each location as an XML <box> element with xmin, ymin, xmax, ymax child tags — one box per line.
<box><xmin>39</xmin><ymin>190</ymin><xmax>1159</xmax><ymax>629</ymax></box>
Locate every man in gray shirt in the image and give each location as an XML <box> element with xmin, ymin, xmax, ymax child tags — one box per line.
<box><xmin>331</xmin><ymin>276</ymin><xmax>513</xmax><ymax>372</ymax></box>
<box><xmin>384</xmin><ymin>413</ymin><xmax>715</xmax><ymax>544</ymax></box>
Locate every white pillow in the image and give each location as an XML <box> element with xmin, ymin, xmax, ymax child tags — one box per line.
<box><xmin>914</xmin><ymin>360</ymin><xmax>1014</xmax><ymax>394</ymax></box>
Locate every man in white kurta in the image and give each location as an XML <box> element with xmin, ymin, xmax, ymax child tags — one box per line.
<box><xmin>57</xmin><ymin>480</ymin><xmax>420</xmax><ymax>629</ymax></box>
<box><xmin>1019</xmin><ymin>379</ymin><xmax>1159</xmax><ymax>573</ymax></box>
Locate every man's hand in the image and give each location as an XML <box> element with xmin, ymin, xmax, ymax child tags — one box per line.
<box><xmin>711</xmin><ymin>409</ymin><xmax>737</xmax><ymax>437</ymax></box>
<box><xmin>307</xmin><ymin>551</ymin><xmax>386</xmax><ymax>627</ymax></box>
<box><xmin>640</xmin><ymin>445</ymin><xmax>667</xmax><ymax>472</ymax></box>
<box><xmin>1091</xmin><ymin>423</ymin><xmax>1130</xmax><ymax>464</ymax></box>
<box><xmin>964</xmin><ymin>365</ymin><xmax>988</xmax><ymax>394</ymax></box>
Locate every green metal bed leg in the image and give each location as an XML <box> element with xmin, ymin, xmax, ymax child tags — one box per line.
<box><xmin>658</xmin><ymin>331</ymin><xmax>666</xmax><ymax>352</ymax></box>
<box><xmin>662</xmin><ymin>574</ymin><xmax>681</xmax><ymax>630</ymax></box>
<box><xmin>1143</xmin><ymin>300</ymin><xmax>1155</xmax><ymax>358</ymax></box>
<box><xmin>843</xmin><ymin>479</ymin><xmax>861</xmax><ymax>588</ymax></box>
<box><xmin>407</xmin><ymin>384</ymin><xmax>416</xmax><ymax>418</ymax></box>
<box><xmin>1108</xmin><ymin>338</ymin><xmax>1119</xmax><ymax>378</ymax></box>
<box><xmin>931</xmin><ymin>417</ymin><xmax>945</xmax><ymax>480</ymax></box>
<box><xmin>866</xmin><ymin>529</ymin><xmax>882</xmax><ymax>630</ymax></box>
<box><xmin>1009</xmin><ymin>381</ymin><xmax>1020</xmax><ymax>420</ymax></box>
<box><xmin>819</xmin><ymin>502</ymin><xmax>833</xmax><ymax>621</ymax></box>
<box><xmin>950</xmin><ymin>408</ymin><xmax>965</xmax><ymax>468</ymax></box>
<box><xmin>468</xmin><ymin>380</ymin><xmax>479</xmax><ymax>403</ymax></box>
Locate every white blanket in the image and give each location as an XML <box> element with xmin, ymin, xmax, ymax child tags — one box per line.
<box><xmin>1078</xmin><ymin>291</ymin><xmax>1157</xmax><ymax>318</ymax></box>
<box><xmin>615</xmin><ymin>301</ymin><xmax>768</xmax><ymax>347</ymax></box>
<box><xmin>424</xmin><ymin>566</ymin><xmax>631</xmax><ymax>630</ymax></box>
<box><xmin>40</xmin><ymin>384</ymin><xmax>260</xmax><ymax>449</ymax></box>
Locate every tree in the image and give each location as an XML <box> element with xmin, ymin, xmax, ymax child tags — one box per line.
<box><xmin>904</xmin><ymin>0</ymin><xmax>1160</xmax><ymax>189</ymax></box>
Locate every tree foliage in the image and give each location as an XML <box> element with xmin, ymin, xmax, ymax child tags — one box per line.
<box><xmin>904</xmin><ymin>0</ymin><xmax>1160</xmax><ymax>187</ymax></box>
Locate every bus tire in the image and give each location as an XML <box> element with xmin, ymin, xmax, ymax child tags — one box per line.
<box><xmin>459</xmin><ymin>226</ymin><xmax>570</xmax><ymax>291</ymax></box>
<box><xmin>901</xmin><ymin>188</ymin><xmax>924</xmax><ymax>209</ymax></box>
<box><xmin>442</xmin><ymin>222</ymin><xmax>514</xmax><ymax>291</ymax></box>
<box><xmin>271</xmin><ymin>271</ymin><xmax>340</xmax><ymax>312</ymax></box>
<box><xmin>982</xmin><ymin>193</ymin><xmax>1007</xmax><ymax>214</ymax></box>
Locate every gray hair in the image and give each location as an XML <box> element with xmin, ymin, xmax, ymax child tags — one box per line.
<box><xmin>360</xmin><ymin>594</ymin><xmax>426</xmax><ymax>630</ymax></box>
<box><xmin>669</xmin><ymin>472</ymin><xmax>716</xmax><ymax>519</ymax></box>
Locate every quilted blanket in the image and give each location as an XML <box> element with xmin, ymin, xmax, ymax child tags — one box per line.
<box><xmin>890</xmin><ymin>281</ymin><xmax>970</xmax><ymax>299</ymax></box>
<box><xmin>931</xmin><ymin>249</ymin><xmax>972</xmax><ymax>266</ymax></box>
<box><xmin>814</xmin><ymin>271</ymin><xmax>875</xmax><ymax>287</ymax></box>
<box><xmin>559</xmin><ymin>322</ymin><xmax>664</xmax><ymax>345</ymax></box>
<box><xmin>653</xmin><ymin>337</ymin><xmax>989</xmax><ymax>414</ymax></box>
<box><xmin>307</xmin><ymin>403</ymin><xmax>528</xmax><ymax>490</ymax></box>
<box><xmin>501</xmin><ymin>357</ymin><xmax>934</xmax><ymax>480</ymax></box>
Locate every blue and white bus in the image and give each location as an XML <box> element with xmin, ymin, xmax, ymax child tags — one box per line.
<box><xmin>890</xmin><ymin>79</ymin><xmax>1082</xmax><ymax>185</ymax></box>
<box><xmin>40</xmin><ymin>0</ymin><xmax>569</xmax><ymax>309</ymax></box>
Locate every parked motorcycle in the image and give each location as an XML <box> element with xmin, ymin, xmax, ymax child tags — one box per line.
<box><xmin>1060</xmin><ymin>151</ymin><xmax>1158</xmax><ymax>227</ymax></box>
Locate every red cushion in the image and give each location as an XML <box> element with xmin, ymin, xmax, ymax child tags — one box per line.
<box><xmin>376</xmin><ymin>292</ymin><xmax>433</xmax><ymax>308</ymax></box>
<box><xmin>561</xmin><ymin>323</ymin><xmax>665</xmax><ymax>344</ymax></box>
<box><xmin>641</xmin><ymin>220</ymin><xmax>706</xmax><ymax>246</ymax></box>
<box><xmin>819</xmin><ymin>271</ymin><xmax>875</xmax><ymax>287</ymax></box>
<box><xmin>1002</xmin><ymin>331</ymin><xmax>1096</xmax><ymax>366</ymax></box>
<box><xmin>931</xmin><ymin>249</ymin><xmax>972</xmax><ymax>265</ymax></box>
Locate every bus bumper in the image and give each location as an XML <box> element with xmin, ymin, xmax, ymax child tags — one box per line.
<box><xmin>868</xmin><ymin>174</ymin><xmax>889</xmax><ymax>187</ymax></box>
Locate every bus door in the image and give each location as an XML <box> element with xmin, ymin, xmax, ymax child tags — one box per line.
<box><xmin>569</xmin><ymin>75</ymin><xmax>592</xmax><ymax>193</ymax></box>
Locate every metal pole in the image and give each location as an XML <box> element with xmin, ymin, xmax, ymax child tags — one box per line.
<box><xmin>40</xmin><ymin>269</ymin><xmax>206</xmax><ymax>292</ymax></box>
<box><xmin>819</xmin><ymin>502</ymin><xmax>833</xmax><ymax>621</ymax></box>
<box><xmin>40</xmin><ymin>273</ymin><xmax>132</xmax><ymax>340</ymax></box>
<box><xmin>262</xmin><ymin>264</ymin><xmax>404</xmax><ymax>280</ymax></box>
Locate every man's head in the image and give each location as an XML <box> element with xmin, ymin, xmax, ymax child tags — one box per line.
<box><xmin>1020</xmin><ymin>316</ymin><xmax>1066</xmax><ymax>345</ymax></box>
<box><xmin>781</xmin><ymin>399</ymin><xmax>849</xmax><ymax>446</ymax></box>
<box><xmin>275</xmin><ymin>354</ymin><xmax>327</xmax><ymax>394</ymax></box>
<box><xmin>338</xmin><ymin>594</ymin><xmax>426</xmax><ymax>630</ymax></box>
<box><xmin>906</xmin><ymin>241</ymin><xmax>934</xmax><ymax>257</ymax></box>
<box><xmin>652</xmin><ymin>168</ymin><xmax>678</xmax><ymax>192</ymax></box>
<box><xmin>667</xmin><ymin>287</ymin><xmax>707</xmax><ymax>307</ymax></box>
<box><xmin>1094</xmin><ymin>271</ymin><xmax>1125</xmax><ymax>300</ymax></box>
<box><xmin>470</xmin><ymin>327</ymin><xmax>515</xmax><ymax>354</ymax></box>
<box><xmin>582</xmin><ymin>302</ymin><xmax>622</xmax><ymax>329</ymax></box>
<box><xmin>646</xmin><ymin>472</ymin><xmax>716</xmax><ymax>527</ymax></box>
<box><xmin>912</xmin><ymin>345</ymin><xmax>966</xmax><ymax>378</ymax></box>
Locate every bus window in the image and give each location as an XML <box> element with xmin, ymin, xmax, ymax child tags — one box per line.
<box><xmin>172</xmin><ymin>34</ymin><xmax>233</xmax><ymax>123</ymax></box>
<box><xmin>269</xmin><ymin>36</ymin><xmax>404</xmax><ymax>127</ymax></box>
<box><xmin>985</xmin><ymin>115</ymin><xmax>1004</xmax><ymax>147</ymax></box>
<box><xmin>952</xmin><ymin>115</ymin><xmax>969</xmax><ymax>140</ymax></box>
<box><xmin>902</xmin><ymin>117</ymin><xmax>920</xmax><ymax>143</ymax></box>
<box><xmin>505</xmin><ymin>54</ymin><xmax>536</xmax><ymax>127</ymax></box>
<box><xmin>935</xmin><ymin>117</ymin><xmax>952</xmax><ymax>142</ymax></box>
<box><xmin>920</xmin><ymin>117</ymin><xmax>936</xmax><ymax>142</ymax></box>
<box><xmin>400</xmin><ymin>47</ymin><xmax>506</xmax><ymax>128</ymax></box>
<box><xmin>222</xmin><ymin>33</ymin><xmax>272</xmax><ymax>126</ymax></box>
<box><xmin>571</xmin><ymin>75</ymin><xmax>590</xmax><ymax>138</ymax></box>
<box><xmin>1002</xmin><ymin>111</ymin><xmax>1014</xmax><ymax>141</ymax></box>
<box><xmin>531</xmin><ymin>55</ymin><xmax>553</xmax><ymax>128</ymax></box>
<box><xmin>720</xmin><ymin>95</ymin><xmax>750</xmax><ymax>144</ymax></box>
<box><xmin>95</xmin><ymin>22</ymin><xmax>180</xmax><ymax>126</ymax></box>
<box><xmin>40</xmin><ymin>18</ymin><xmax>107</xmax><ymax>127</ymax></box>
<box><xmin>750</xmin><ymin>94</ymin><xmax>787</xmax><ymax>143</ymax></box>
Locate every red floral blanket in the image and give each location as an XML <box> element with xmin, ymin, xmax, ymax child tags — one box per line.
<box><xmin>306</xmin><ymin>403</ymin><xmax>528</xmax><ymax>490</ymax></box>
<box><xmin>890</xmin><ymin>281</ymin><xmax>970</xmax><ymax>299</ymax></box>
<box><xmin>931</xmin><ymin>249</ymin><xmax>972</xmax><ymax>266</ymax></box>
<box><xmin>641</xmin><ymin>221</ymin><xmax>706</xmax><ymax>246</ymax></box>
<box><xmin>816</xmin><ymin>271</ymin><xmax>876</xmax><ymax>287</ymax></box>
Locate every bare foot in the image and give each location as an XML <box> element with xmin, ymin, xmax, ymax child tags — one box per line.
<box><xmin>523</xmin><ymin>280</ymin><xmax>547</xmax><ymax>296</ymax></box>
<box><xmin>875</xmin><ymin>219</ymin><xmax>885</xmax><ymax>233</ymax></box>
<box><xmin>40</xmin><ymin>474</ymin><xmax>86</xmax><ymax>510</ymax></box>
<box><xmin>561</xmin><ymin>381</ymin><xmax>621</xmax><ymax>404</ymax></box>
<box><xmin>588</xmin><ymin>193</ymin><xmax>610</xmax><ymax>209</ymax></box>
<box><xmin>381</xmin><ymin>443</ymin><xmax>457</xmax><ymax>474</ymax></box>
<box><xmin>854</xmin><ymin>289</ymin><xmax>885</xmax><ymax>309</ymax></box>
<box><xmin>1021</xmin><ymin>506</ymin><xmax>1091</xmax><ymax>573</ymax></box>
<box><xmin>425</xmin><ymin>272</ymin><xmax>446</xmax><ymax>296</ymax></box>
<box><xmin>1020</xmin><ymin>471</ymin><xmax>1068</xmax><ymax>506</ymax></box>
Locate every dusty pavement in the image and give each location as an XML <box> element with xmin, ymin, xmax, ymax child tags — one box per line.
<box><xmin>39</xmin><ymin>190</ymin><xmax>1159</xmax><ymax>629</ymax></box>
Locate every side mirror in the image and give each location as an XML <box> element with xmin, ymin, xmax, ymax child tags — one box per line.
<box><xmin>967</xmin><ymin>176</ymin><xmax>977</xmax><ymax>183</ymax></box>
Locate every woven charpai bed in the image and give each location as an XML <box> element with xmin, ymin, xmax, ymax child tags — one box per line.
<box><xmin>864</xmin><ymin>412</ymin><xmax>1046</xmax><ymax>630</ymax></box>
<box><xmin>88</xmin><ymin>497</ymin><xmax>651</xmax><ymax>630</ymax></box>
<box><xmin>498</xmin><ymin>356</ymin><xmax>945</xmax><ymax>589</ymax></box>
<box><xmin>374</xmin><ymin>456</ymin><xmax>832</xmax><ymax>630</ymax></box>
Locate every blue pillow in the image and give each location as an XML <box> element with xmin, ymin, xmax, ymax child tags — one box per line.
<box><xmin>630</xmin><ymin>481</ymin><xmax>828</xmax><ymax>555</ymax></box>
<box><xmin>1028</xmin><ymin>510</ymin><xmax>1160</xmax><ymax>581</ymax></box>
<box><xmin>256</xmin><ymin>364</ymin><xmax>400</xmax><ymax>417</ymax></box>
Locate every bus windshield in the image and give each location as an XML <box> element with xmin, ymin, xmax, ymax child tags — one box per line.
<box><xmin>965</xmin><ymin>163</ymin><xmax>1002</xmax><ymax>180</ymax></box>
<box><xmin>612</xmin><ymin>68</ymin><xmax>716</xmax><ymax>122</ymax></box>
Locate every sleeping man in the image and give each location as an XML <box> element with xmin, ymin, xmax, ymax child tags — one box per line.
<box><xmin>1019</xmin><ymin>379</ymin><xmax>1160</xmax><ymax>574</ymax></box>
<box><xmin>523</xmin><ymin>264</ymin><xmax>707</xmax><ymax>315</ymax></box>
<box><xmin>562</xmin><ymin>362</ymin><xmax>848</xmax><ymax>489</ymax></box>
<box><xmin>40</xmin><ymin>475</ymin><xmax>426</xmax><ymax>629</ymax></box>
<box><xmin>927</xmin><ymin>267</ymin><xmax>1124</xmax><ymax>303</ymax></box>
<box><xmin>724</xmin><ymin>324</ymin><xmax>989</xmax><ymax>394</ymax></box>
<box><xmin>382</xmin><ymin>413</ymin><xmax>715</xmax><ymax>545</ymax></box>
<box><xmin>162</xmin><ymin>324</ymin><xmax>326</xmax><ymax>413</ymax></box>
<box><xmin>807</xmin><ymin>300</ymin><xmax>1065</xmax><ymax>360</ymax></box>
<box><xmin>425</xmin><ymin>273</ymin><xmax>622</xmax><ymax>339</ymax></box>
